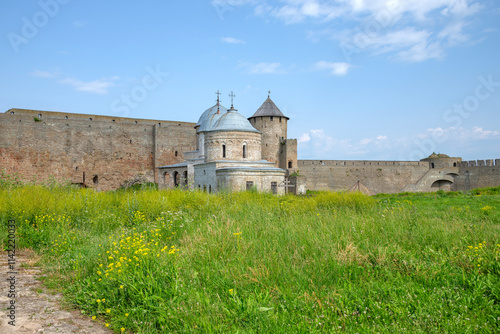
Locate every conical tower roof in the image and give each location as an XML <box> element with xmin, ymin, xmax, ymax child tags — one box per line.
<box><xmin>249</xmin><ymin>97</ymin><xmax>289</xmax><ymax>120</ymax></box>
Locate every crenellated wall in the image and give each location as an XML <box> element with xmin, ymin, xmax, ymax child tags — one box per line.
<box><xmin>452</xmin><ymin>159</ymin><xmax>500</xmax><ymax>191</ymax></box>
<box><xmin>0</xmin><ymin>109</ymin><xmax>196</xmax><ymax>190</ymax></box>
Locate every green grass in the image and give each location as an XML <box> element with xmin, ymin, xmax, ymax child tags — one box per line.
<box><xmin>1</xmin><ymin>184</ymin><xmax>499</xmax><ymax>333</ymax></box>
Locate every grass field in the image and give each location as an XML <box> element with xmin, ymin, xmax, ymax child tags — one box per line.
<box><xmin>0</xmin><ymin>180</ymin><xmax>499</xmax><ymax>333</ymax></box>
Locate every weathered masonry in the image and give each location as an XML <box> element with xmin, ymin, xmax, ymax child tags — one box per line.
<box><xmin>1</xmin><ymin>98</ymin><xmax>499</xmax><ymax>194</ymax></box>
<box><xmin>0</xmin><ymin>109</ymin><xmax>195</xmax><ymax>190</ymax></box>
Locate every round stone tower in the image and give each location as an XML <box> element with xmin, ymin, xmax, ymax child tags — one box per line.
<box><xmin>248</xmin><ymin>94</ymin><xmax>289</xmax><ymax>168</ymax></box>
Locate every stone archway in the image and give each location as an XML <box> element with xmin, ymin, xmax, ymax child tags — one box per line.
<box><xmin>431</xmin><ymin>179</ymin><xmax>453</xmax><ymax>191</ymax></box>
<box><xmin>163</xmin><ymin>172</ymin><xmax>170</xmax><ymax>186</ymax></box>
<box><xmin>173</xmin><ymin>171</ymin><xmax>180</xmax><ymax>187</ymax></box>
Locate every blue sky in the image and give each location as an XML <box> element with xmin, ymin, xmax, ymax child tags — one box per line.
<box><xmin>1</xmin><ymin>0</ymin><xmax>499</xmax><ymax>161</ymax></box>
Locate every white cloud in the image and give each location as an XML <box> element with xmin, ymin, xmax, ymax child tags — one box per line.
<box><xmin>298</xmin><ymin>125</ymin><xmax>499</xmax><ymax>160</ymax></box>
<box><xmin>241</xmin><ymin>62</ymin><xmax>286</xmax><ymax>74</ymax></box>
<box><xmin>248</xmin><ymin>0</ymin><xmax>484</xmax><ymax>63</ymax></box>
<box><xmin>298</xmin><ymin>133</ymin><xmax>311</xmax><ymax>143</ymax></box>
<box><xmin>73</xmin><ymin>20</ymin><xmax>87</xmax><ymax>27</ymax></box>
<box><xmin>31</xmin><ymin>70</ymin><xmax>60</xmax><ymax>78</ymax></box>
<box><xmin>221</xmin><ymin>37</ymin><xmax>246</xmax><ymax>44</ymax></box>
<box><xmin>58</xmin><ymin>76</ymin><xmax>119</xmax><ymax>95</ymax></box>
<box><xmin>315</xmin><ymin>61</ymin><xmax>352</xmax><ymax>76</ymax></box>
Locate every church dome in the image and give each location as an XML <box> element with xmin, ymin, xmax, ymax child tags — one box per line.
<box><xmin>196</xmin><ymin>103</ymin><xmax>228</xmax><ymax>133</ymax></box>
<box><xmin>209</xmin><ymin>108</ymin><xmax>260</xmax><ymax>133</ymax></box>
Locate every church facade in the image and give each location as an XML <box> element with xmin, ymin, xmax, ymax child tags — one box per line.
<box><xmin>158</xmin><ymin>94</ymin><xmax>298</xmax><ymax>194</ymax></box>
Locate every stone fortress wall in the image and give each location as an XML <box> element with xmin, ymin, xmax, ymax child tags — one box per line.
<box><xmin>1</xmin><ymin>108</ymin><xmax>499</xmax><ymax>194</ymax></box>
<box><xmin>0</xmin><ymin>109</ymin><xmax>196</xmax><ymax>190</ymax></box>
<box><xmin>296</xmin><ymin>159</ymin><xmax>500</xmax><ymax>194</ymax></box>
<box><xmin>453</xmin><ymin>160</ymin><xmax>500</xmax><ymax>191</ymax></box>
<box><xmin>296</xmin><ymin>160</ymin><xmax>430</xmax><ymax>194</ymax></box>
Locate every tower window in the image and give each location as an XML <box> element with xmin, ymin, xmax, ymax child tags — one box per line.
<box><xmin>243</xmin><ymin>144</ymin><xmax>247</xmax><ymax>158</ymax></box>
<box><xmin>175</xmin><ymin>151</ymin><xmax>178</xmax><ymax>157</ymax></box>
<box><xmin>431</xmin><ymin>163</ymin><xmax>435</xmax><ymax>169</ymax></box>
<box><xmin>288</xmin><ymin>161</ymin><xmax>293</xmax><ymax>168</ymax></box>
<box><xmin>222</xmin><ymin>144</ymin><xmax>226</xmax><ymax>158</ymax></box>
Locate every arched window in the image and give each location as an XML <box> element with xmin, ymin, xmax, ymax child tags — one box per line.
<box><xmin>173</xmin><ymin>171</ymin><xmax>180</xmax><ymax>187</ymax></box>
<box><xmin>288</xmin><ymin>161</ymin><xmax>293</xmax><ymax>168</ymax></box>
<box><xmin>431</xmin><ymin>163</ymin><xmax>435</xmax><ymax>169</ymax></box>
<box><xmin>453</xmin><ymin>162</ymin><xmax>457</xmax><ymax>167</ymax></box>
<box><xmin>182</xmin><ymin>171</ymin><xmax>188</xmax><ymax>186</ymax></box>
<box><xmin>222</xmin><ymin>144</ymin><xmax>226</xmax><ymax>158</ymax></box>
<box><xmin>93</xmin><ymin>175</ymin><xmax>99</xmax><ymax>185</ymax></box>
<box><xmin>243</xmin><ymin>144</ymin><xmax>247</xmax><ymax>158</ymax></box>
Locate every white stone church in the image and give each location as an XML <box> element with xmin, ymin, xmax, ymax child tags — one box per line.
<box><xmin>158</xmin><ymin>93</ymin><xmax>299</xmax><ymax>194</ymax></box>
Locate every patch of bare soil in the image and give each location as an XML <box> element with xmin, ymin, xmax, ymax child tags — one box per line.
<box><xmin>0</xmin><ymin>249</ymin><xmax>112</xmax><ymax>334</ymax></box>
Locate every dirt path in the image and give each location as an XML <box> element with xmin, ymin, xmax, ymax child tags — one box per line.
<box><xmin>0</xmin><ymin>250</ymin><xmax>112</xmax><ymax>334</ymax></box>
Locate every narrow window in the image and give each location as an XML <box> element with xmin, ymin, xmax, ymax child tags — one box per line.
<box><xmin>93</xmin><ymin>175</ymin><xmax>99</xmax><ymax>185</ymax></box>
<box><xmin>246</xmin><ymin>181</ymin><xmax>254</xmax><ymax>190</ymax></box>
<box><xmin>158</xmin><ymin>123</ymin><xmax>161</xmax><ymax>127</ymax></box>
<box><xmin>431</xmin><ymin>163</ymin><xmax>435</xmax><ymax>169</ymax></box>
<box><xmin>175</xmin><ymin>151</ymin><xmax>178</xmax><ymax>157</ymax></box>
<box><xmin>453</xmin><ymin>162</ymin><xmax>457</xmax><ymax>167</ymax></box>
<box><xmin>89</xmin><ymin>118</ymin><xmax>92</xmax><ymax>121</ymax></box>
<box><xmin>38</xmin><ymin>114</ymin><xmax>42</xmax><ymax>118</ymax></box>
<box><xmin>222</xmin><ymin>144</ymin><xmax>226</xmax><ymax>158</ymax></box>
<box><xmin>243</xmin><ymin>144</ymin><xmax>247</xmax><ymax>158</ymax></box>
<box><xmin>130</xmin><ymin>140</ymin><xmax>132</xmax><ymax>144</ymax></box>
<box><xmin>288</xmin><ymin>161</ymin><xmax>292</xmax><ymax>168</ymax></box>
<box><xmin>209</xmin><ymin>185</ymin><xmax>212</xmax><ymax>193</ymax></box>
<box><xmin>270</xmin><ymin>116</ymin><xmax>273</xmax><ymax>121</ymax></box>
<box><xmin>135</xmin><ymin>121</ymin><xmax>138</xmax><ymax>124</ymax></box>
<box><xmin>279</xmin><ymin>117</ymin><xmax>281</xmax><ymax>122</ymax></box>
<box><xmin>65</xmin><ymin>116</ymin><xmax>68</xmax><ymax>119</ymax></box>
<box><xmin>204</xmin><ymin>185</ymin><xmax>207</xmax><ymax>192</ymax></box>
<box><xmin>271</xmin><ymin>182</ymin><xmax>277</xmax><ymax>194</ymax></box>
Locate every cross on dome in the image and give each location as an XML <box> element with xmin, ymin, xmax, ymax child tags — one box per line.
<box><xmin>229</xmin><ymin>91</ymin><xmax>236</xmax><ymax>108</ymax></box>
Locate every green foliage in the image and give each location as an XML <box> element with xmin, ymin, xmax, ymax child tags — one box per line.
<box><xmin>0</xmin><ymin>186</ymin><xmax>499</xmax><ymax>333</ymax></box>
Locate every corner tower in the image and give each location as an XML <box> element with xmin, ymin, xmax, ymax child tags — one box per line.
<box><xmin>248</xmin><ymin>93</ymin><xmax>295</xmax><ymax>170</ymax></box>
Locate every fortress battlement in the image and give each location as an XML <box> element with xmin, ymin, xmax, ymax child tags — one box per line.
<box><xmin>4</xmin><ymin>108</ymin><xmax>193</xmax><ymax>127</ymax></box>
<box><xmin>460</xmin><ymin>159</ymin><xmax>500</xmax><ymax>167</ymax></box>
<box><xmin>298</xmin><ymin>160</ymin><xmax>428</xmax><ymax>167</ymax></box>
